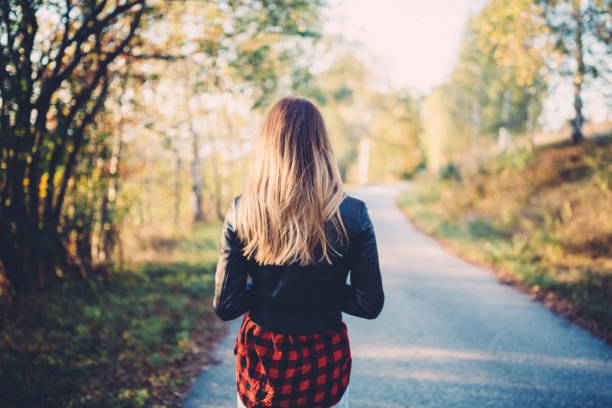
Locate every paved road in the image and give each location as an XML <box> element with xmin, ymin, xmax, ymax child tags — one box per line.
<box><xmin>184</xmin><ymin>182</ymin><xmax>612</xmax><ymax>408</ymax></box>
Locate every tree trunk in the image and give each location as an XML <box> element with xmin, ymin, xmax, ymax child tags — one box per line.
<box><xmin>102</xmin><ymin>129</ymin><xmax>123</xmax><ymax>262</ymax></box>
<box><xmin>209</xmin><ymin>136</ymin><xmax>224</xmax><ymax>221</ymax></box>
<box><xmin>527</xmin><ymin>97</ymin><xmax>538</xmax><ymax>150</ymax></box>
<box><xmin>143</xmin><ymin>146</ymin><xmax>153</xmax><ymax>225</ymax></box>
<box><xmin>100</xmin><ymin>73</ymin><xmax>129</xmax><ymax>263</ymax></box>
<box><xmin>572</xmin><ymin>0</ymin><xmax>585</xmax><ymax>144</ymax></box>
<box><xmin>190</xmin><ymin>125</ymin><xmax>205</xmax><ymax>223</ymax></box>
<box><xmin>184</xmin><ymin>94</ymin><xmax>205</xmax><ymax>222</ymax></box>
<box><xmin>471</xmin><ymin>101</ymin><xmax>479</xmax><ymax>153</ymax></box>
<box><xmin>173</xmin><ymin>149</ymin><xmax>182</xmax><ymax>228</ymax></box>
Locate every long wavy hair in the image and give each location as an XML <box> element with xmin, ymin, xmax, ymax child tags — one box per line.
<box><xmin>236</xmin><ymin>96</ymin><xmax>348</xmax><ymax>266</ymax></box>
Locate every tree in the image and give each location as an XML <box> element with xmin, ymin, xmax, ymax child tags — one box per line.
<box><xmin>421</xmin><ymin>85</ymin><xmax>454</xmax><ymax>173</ymax></box>
<box><xmin>368</xmin><ymin>91</ymin><xmax>422</xmax><ymax>181</ymax></box>
<box><xmin>539</xmin><ymin>0</ymin><xmax>612</xmax><ymax>143</ymax></box>
<box><xmin>132</xmin><ymin>0</ymin><xmax>326</xmax><ymax>223</ymax></box>
<box><xmin>308</xmin><ymin>45</ymin><xmax>422</xmax><ymax>183</ymax></box>
<box><xmin>0</xmin><ymin>0</ymin><xmax>147</xmax><ymax>297</ymax></box>
<box><xmin>0</xmin><ymin>0</ymin><xmax>329</xmax><ymax>297</ymax></box>
<box><xmin>447</xmin><ymin>0</ymin><xmax>548</xmax><ymax>151</ymax></box>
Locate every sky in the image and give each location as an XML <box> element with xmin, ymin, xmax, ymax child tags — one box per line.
<box><xmin>324</xmin><ymin>0</ymin><xmax>610</xmax><ymax>131</ymax></box>
<box><xmin>324</xmin><ymin>0</ymin><xmax>489</xmax><ymax>95</ymax></box>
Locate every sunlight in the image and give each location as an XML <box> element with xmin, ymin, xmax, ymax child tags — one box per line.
<box><xmin>353</xmin><ymin>344</ymin><xmax>612</xmax><ymax>373</ymax></box>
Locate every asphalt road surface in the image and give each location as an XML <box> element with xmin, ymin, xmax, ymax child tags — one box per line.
<box><xmin>184</xmin><ymin>182</ymin><xmax>612</xmax><ymax>408</ymax></box>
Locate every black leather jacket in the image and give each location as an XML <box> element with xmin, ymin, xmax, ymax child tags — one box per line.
<box><xmin>212</xmin><ymin>193</ymin><xmax>384</xmax><ymax>334</ymax></box>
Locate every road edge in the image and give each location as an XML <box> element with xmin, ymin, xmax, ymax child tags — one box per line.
<box><xmin>394</xmin><ymin>196</ymin><xmax>612</xmax><ymax>348</ymax></box>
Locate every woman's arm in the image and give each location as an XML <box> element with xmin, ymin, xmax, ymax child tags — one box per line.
<box><xmin>213</xmin><ymin>196</ymin><xmax>253</xmax><ymax>321</ymax></box>
<box><xmin>341</xmin><ymin>201</ymin><xmax>384</xmax><ymax>319</ymax></box>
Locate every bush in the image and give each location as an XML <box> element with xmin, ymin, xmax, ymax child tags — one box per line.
<box><xmin>440</xmin><ymin>162</ymin><xmax>461</xmax><ymax>181</ymax></box>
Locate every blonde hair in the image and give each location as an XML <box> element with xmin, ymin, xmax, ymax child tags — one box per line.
<box><xmin>236</xmin><ymin>96</ymin><xmax>348</xmax><ymax>266</ymax></box>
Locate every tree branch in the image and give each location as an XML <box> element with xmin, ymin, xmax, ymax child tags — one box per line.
<box><xmin>117</xmin><ymin>51</ymin><xmax>187</xmax><ymax>60</ymax></box>
<box><xmin>52</xmin><ymin>76</ymin><xmax>111</xmax><ymax>220</ymax></box>
<box><xmin>52</xmin><ymin>1</ymin><xmax>146</xmax><ymax>219</ymax></box>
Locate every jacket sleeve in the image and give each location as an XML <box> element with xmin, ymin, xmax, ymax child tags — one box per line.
<box><xmin>212</xmin><ymin>196</ymin><xmax>254</xmax><ymax>321</ymax></box>
<box><xmin>341</xmin><ymin>201</ymin><xmax>384</xmax><ymax>319</ymax></box>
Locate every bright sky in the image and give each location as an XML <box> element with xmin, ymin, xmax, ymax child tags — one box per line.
<box><xmin>325</xmin><ymin>0</ymin><xmax>489</xmax><ymax>94</ymax></box>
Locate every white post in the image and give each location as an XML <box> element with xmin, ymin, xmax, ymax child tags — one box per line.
<box><xmin>358</xmin><ymin>136</ymin><xmax>370</xmax><ymax>185</ymax></box>
<box><xmin>498</xmin><ymin>126</ymin><xmax>509</xmax><ymax>151</ymax></box>
<box><xmin>431</xmin><ymin>116</ymin><xmax>441</xmax><ymax>174</ymax></box>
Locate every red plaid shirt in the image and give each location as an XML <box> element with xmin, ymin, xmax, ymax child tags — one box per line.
<box><xmin>234</xmin><ymin>312</ymin><xmax>351</xmax><ymax>408</ymax></box>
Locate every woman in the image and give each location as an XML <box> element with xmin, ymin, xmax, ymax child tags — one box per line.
<box><xmin>213</xmin><ymin>96</ymin><xmax>384</xmax><ymax>408</ymax></box>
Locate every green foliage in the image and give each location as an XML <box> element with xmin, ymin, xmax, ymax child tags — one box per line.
<box><xmin>460</xmin><ymin>0</ymin><xmax>548</xmax><ymax>135</ymax></box>
<box><xmin>332</xmin><ymin>86</ymin><xmax>354</xmax><ymax>103</ymax></box>
<box><xmin>439</xmin><ymin>163</ymin><xmax>462</xmax><ymax>182</ymax></box>
<box><xmin>420</xmin><ymin>0</ymin><xmax>548</xmax><ymax>172</ymax></box>
<box><xmin>398</xmin><ymin>136</ymin><xmax>612</xmax><ymax>337</ymax></box>
<box><xmin>484</xmin><ymin>148</ymin><xmax>536</xmax><ymax>174</ymax></box>
<box><xmin>400</xmin><ymin>161</ymin><xmax>427</xmax><ymax>180</ymax></box>
<box><xmin>368</xmin><ymin>91</ymin><xmax>423</xmax><ymax>182</ymax></box>
<box><xmin>223</xmin><ymin>0</ymin><xmax>327</xmax><ymax>108</ymax></box>
<box><xmin>0</xmin><ymin>221</ymin><xmax>223</xmax><ymax>408</ymax></box>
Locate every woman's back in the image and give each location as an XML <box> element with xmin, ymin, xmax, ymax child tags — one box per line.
<box><xmin>214</xmin><ymin>193</ymin><xmax>383</xmax><ymax>334</ymax></box>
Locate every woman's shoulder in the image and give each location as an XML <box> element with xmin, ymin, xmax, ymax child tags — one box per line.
<box><xmin>339</xmin><ymin>193</ymin><xmax>367</xmax><ymax>229</ymax></box>
<box><xmin>339</xmin><ymin>193</ymin><xmax>365</xmax><ymax>211</ymax></box>
<box><xmin>228</xmin><ymin>194</ymin><xmax>243</xmax><ymax>214</ymax></box>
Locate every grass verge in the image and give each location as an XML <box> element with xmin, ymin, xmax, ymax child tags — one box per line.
<box><xmin>396</xmin><ymin>136</ymin><xmax>612</xmax><ymax>345</ymax></box>
<box><xmin>0</xmin><ymin>222</ymin><xmax>224</xmax><ymax>407</ymax></box>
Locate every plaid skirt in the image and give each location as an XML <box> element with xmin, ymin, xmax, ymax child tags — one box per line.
<box><xmin>238</xmin><ymin>384</ymin><xmax>349</xmax><ymax>407</ymax></box>
<box><xmin>234</xmin><ymin>311</ymin><xmax>351</xmax><ymax>408</ymax></box>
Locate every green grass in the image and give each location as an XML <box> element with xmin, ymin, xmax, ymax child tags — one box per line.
<box><xmin>0</xmin><ymin>222</ymin><xmax>223</xmax><ymax>408</ymax></box>
<box><xmin>397</xmin><ymin>137</ymin><xmax>612</xmax><ymax>341</ymax></box>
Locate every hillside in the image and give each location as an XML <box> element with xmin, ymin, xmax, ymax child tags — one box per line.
<box><xmin>397</xmin><ymin>136</ymin><xmax>612</xmax><ymax>344</ymax></box>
